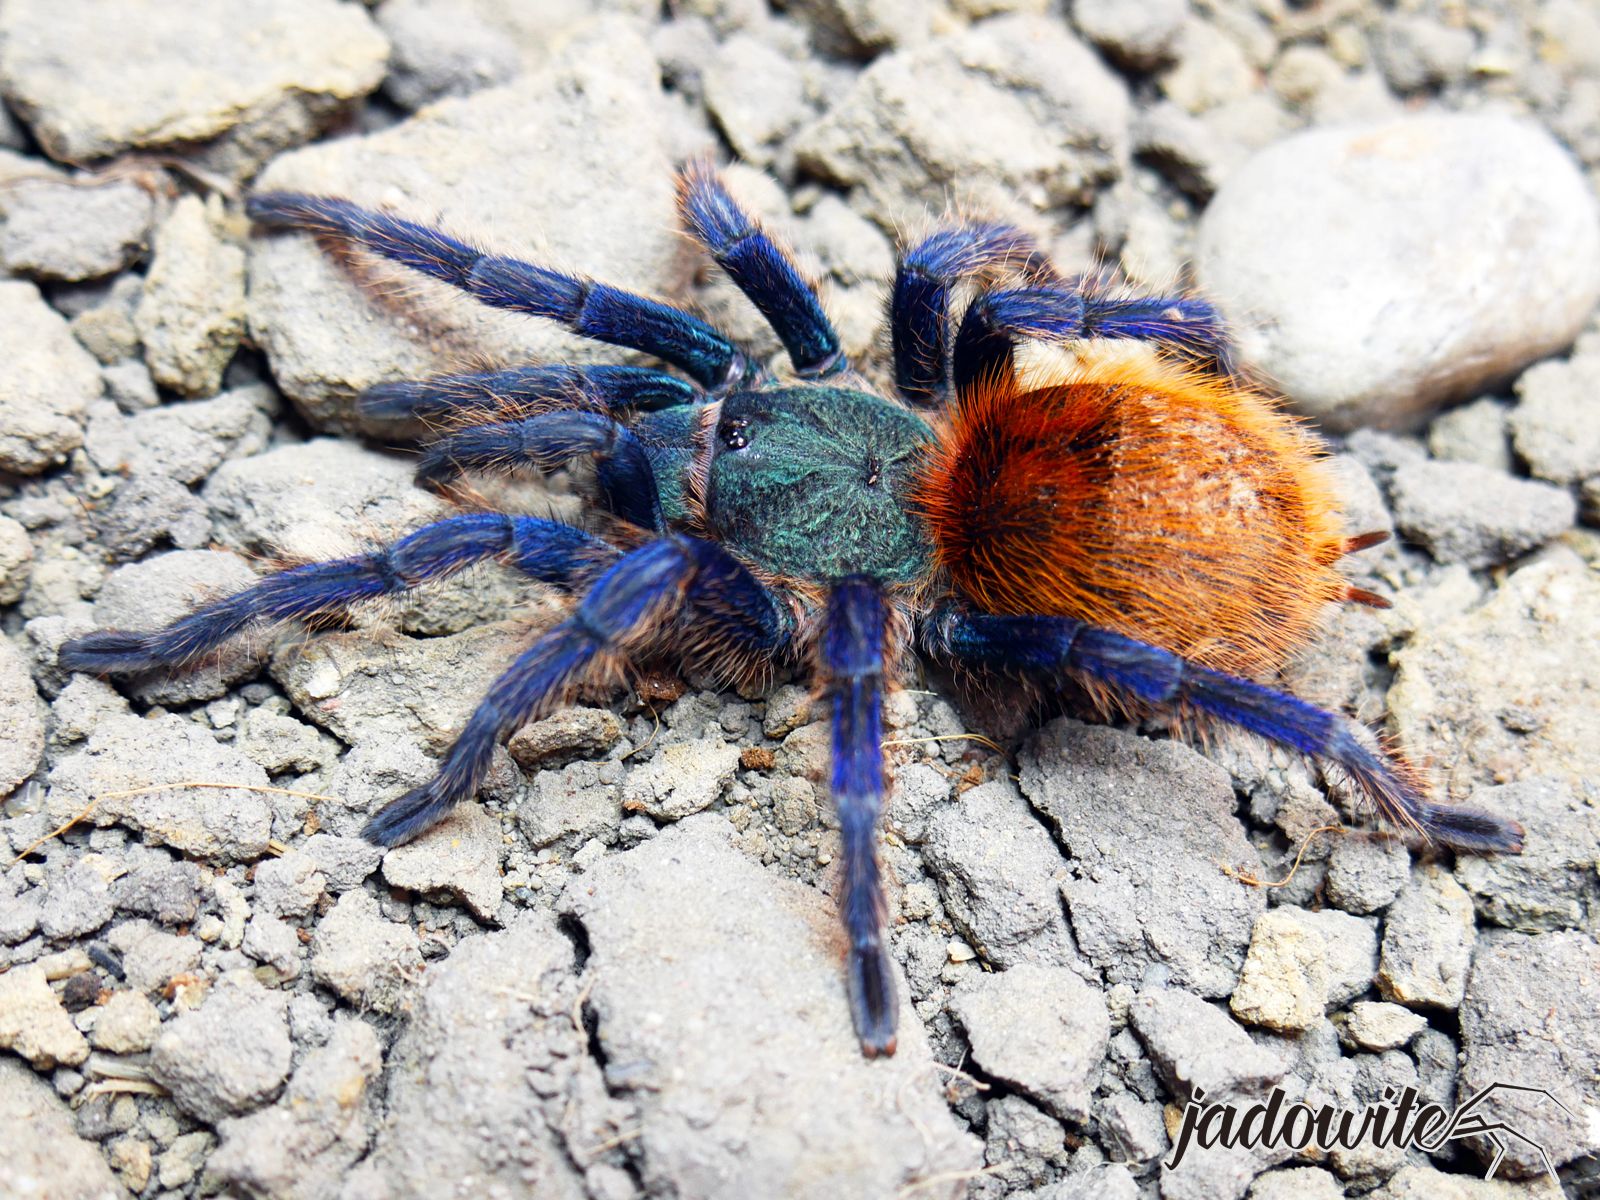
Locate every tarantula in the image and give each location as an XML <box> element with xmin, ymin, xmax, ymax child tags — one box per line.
<box><xmin>61</xmin><ymin>163</ymin><xmax>1523</xmax><ymax>1058</ymax></box>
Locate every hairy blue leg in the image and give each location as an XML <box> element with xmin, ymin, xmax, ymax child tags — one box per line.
<box><xmin>58</xmin><ymin>515</ymin><xmax>612</xmax><ymax>676</ymax></box>
<box><xmin>360</xmin><ymin>364</ymin><xmax>704</xmax><ymax>422</ymax></box>
<box><xmin>415</xmin><ymin>411</ymin><xmax>664</xmax><ymax>531</ymax></box>
<box><xmin>247</xmin><ymin>193</ymin><xmax>748</xmax><ymax>391</ymax></box>
<box><xmin>953</xmin><ymin>287</ymin><xmax>1236</xmax><ymax>393</ymax></box>
<box><xmin>822</xmin><ymin>577</ymin><xmax>898</xmax><ymax>1056</ymax></box>
<box><xmin>891</xmin><ymin>222</ymin><xmax>1057</xmax><ymax>405</ymax></box>
<box><xmin>924</xmin><ymin>611</ymin><xmax>1524</xmax><ymax>854</ymax></box>
<box><xmin>365</xmin><ymin>537</ymin><xmax>790</xmax><ymax>845</ymax></box>
<box><xmin>677</xmin><ymin>164</ymin><xmax>844</xmax><ymax>377</ymax></box>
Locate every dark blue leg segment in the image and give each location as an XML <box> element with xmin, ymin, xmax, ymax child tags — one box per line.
<box><xmin>822</xmin><ymin>577</ymin><xmax>897</xmax><ymax>1057</ymax></box>
<box><xmin>924</xmin><ymin>611</ymin><xmax>1524</xmax><ymax>854</ymax></box>
<box><xmin>676</xmin><ymin>164</ymin><xmax>843</xmax><ymax>377</ymax></box>
<box><xmin>58</xmin><ymin>515</ymin><xmax>612</xmax><ymax>676</ymax></box>
<box><xmin>248</xmin><ymin>192</ymin><xmax>747</xmax><ymax>390</ymax></box>
<box><xmin>891</xmin><ymin>222</ymin><xmax>1056</xmax><ymax>405</ymax></box>
<box><xmin>953</xmin><ymin>287</ymin><xmax>1236</xmax><ymax>394</ymax></box>
<box><xmin>364</xmin><ymin>537</ymin><xmax>787</xmax><ymax>845</ymax></box>
<box><xmin>415</xmin><ymin>411</ymin><xmax>664</xmax><ymax>532</ymax></box>
<box><xmin>360</xmin><ymin>364</ymin><xmax>703</xmax><ymax>422</ymax></box>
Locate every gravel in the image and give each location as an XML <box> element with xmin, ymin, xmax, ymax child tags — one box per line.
<box><xmin>2</xmin><ymin>3</ymin><xmax>1597</xmax><ymax>1196</ymax></box>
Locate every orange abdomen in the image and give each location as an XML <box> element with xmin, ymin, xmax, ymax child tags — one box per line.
<box><xmin>912</xmin><ymin>361</ymin><xmax>1351</xmax><ymax>677</ymax></box>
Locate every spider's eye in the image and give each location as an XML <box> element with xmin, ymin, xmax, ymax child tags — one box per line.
<box><xmin>719</xmin><ymin>417</ymin><xmax>751</xmax><ymax>451</ymax></box>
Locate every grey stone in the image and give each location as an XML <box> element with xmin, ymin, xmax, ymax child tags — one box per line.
<box><xmin>1097</xmin><ymin>1090</ymin><xmax>1168</xmax><ymax>1165</ymax></box>
<box><xmin>99</xmin><ymin>360</ymin><xmax>158</xmax><ymax>412</ymax></box>
<box><xmin>1128</xmin><ymin>988</ymin><xmax>1287</xmax><ymax>1102</ymax></box>
<box><xmin>108</xmin><ymin>920</ymin><xmax>202</xmax><ymax>993</ymax></box>
<box><xmin>252</xmin><ymin>851</ymin><xmax>326</xmax><ymax>920</ymax></box>
<box><xmin>952</xmin><ymin>963</ymin><xmax>1108</xmax><ymax>1124</ymax></box>
<box><xmin>922</xmin><ymin>779</ymin><xmax>1076</xmax><ymax>968</ymax></box>
<box><xmin>1159</xmin><ymin>19</ymin><xmax>1257</xmax><ymax>115</ymax></box>
<box><xmin>309</xmin><ymin>889</ymin><xmax>422</xmax><ymax>1014</ymax></box>
<box><xmin>208</xmin><ymin>1018</ymin><xmax>381</xmax><ymax>1200</ymax></box>
<box><xmin>273</xmin><ymin>622</ymin><xmax>521</xmax><ymax>755</ymax></box>
<box><xmin>1390</xmin><ymin>552</ymin><xmax>1600</xmax><ymax>791</ymax></box>
<box><xmin>1198</xmin><ymin>116</ymin><xmax>1600</xmax><ymax>431</ymax></box>
<box><xmin>1428</xmin><ymin>397</ymin><xmax>1513</xmax><ymax>473</ymax></box>
<box><xmin>301</xmin><ymin>833</ymin><xmax>384</xmax><ymax>893</ymax></box>
<box><xmin>375</xmin><ymin>0</ymin><xmax>648</xmax><ymax>110</ymax></box>
<box><xmin>156</xmin><ymin>1130</ymin><xmax>211</xmax><ymax>1189</ymax></box>
<box><xmin>1460</xmin><ymin>932</ymin><xmax>1600</xmax><ymax>1176</ymax></box>
<box><xmin>205</xmin><ymin>437</ymin><xmax>447</xmax><ymax>558</ymax></box>
<box><xmin>237</xmin><ymin>707</ymin><xmax>339</xmax><ymax>777</ymax></box>
<box><xmin>135</xmin><ymin>196</ymin><xmax>247</xmax><ymax>396</ymax></box>
<box><xmin>984</xmin><ymin>1095</ymin><xmax>1068</xmax><ymax>1187</ymax></box>
<box><xmin>381</xmin><ymin>801</ymin><xmax>503</xmax><ymax>922</ymax></box>
<box><xmin>94</xmin><ymin>472</ymin><xmax>213</xmax><ymax>561</ymax></box>
<box><xmin>708</xmin><ymin>36</ymin><xmax>811</xmax><ymax>170</ymax></box>
<box><xmin>249</xmin><ymin>21</ymin><xmax>680</xmax><ymax>434</ymax></box>
<box><xmin>350</xmin><ymin>913</ymin><xmax>590</xmax><ymax>1200</ymax></box>
<box><xmin>38</xmin><ymin>859</ymin><xmax>113</xmax><ymax>940</ymax></box>
<box><xmin>0</xmin><ymin>0</ymin><xmax>388</xmax><ymax>177</ymax></box>
<box><xmin>0</xmin><ymin>515</ymin><xmax>33</xmax><ymax>606</ymax></box>
<box><xmin>568</xmin><ymin>816</ymin><xmax>982</xmax><ymax>1196</ymax></box>
<box><xmin>0</xmin><ymin>963</ymin><xmax>89</xmax><ymax>1068</ymax></box>
<box><xmin>1335</xmin><ymin>1001</ymin><xmax>1427</xmax><ymax>1052</ymax></box>
<box><xmin>1373</xmin><ymin>13</ymin><xmax>1476</xmax><ymax>92</ymax></box>
<box><xmin>1073</xmin><ymin>0</ymin><xmax>1186</xmax><ymax>68</ymax></box>
<box><xmin>111</xmin><ymin>856</ymin><xmax>203</xmax><ymax>926</ymax></box>
<box><xmin>1324</xmin><ymin>835</ymin><xmax>1410</xmax><ymax>915</ymax></box>
<box><xmin>1377</xmin><ymin>865</ymin><xmax>1476</xmax><ymax>1009</ymax></box>
<box><xmin>84</xmin><ymin>386</ymin><xmax>271</xmax><ymax>485</ymax></box>
<box><xmin>518</xmin><ymin>759</ymin><xmax>623</xmax><ymax>849</ymax></box>
<box><xmin>796</xmin><ymin>15</ymin><xmax>1129</xmax><ymax>225</ymax></box>
<box><xmin>82</xmin><ymin>551</ymin><xmax>260</xmax><ymax>704</ymax></box>
<box><xmin>0</xmin><ymin>1057</ymin><xmax>125</xmax><ymax>1200</ymax></box>
<box><xmin>1020</xmin><ymin>720</ymin><xmax>1266</xmax><ymax>997</ymax></box>
<box><xmin>0</xmin><ymin>280</ymin><xmax>100</xmax><ymax>474</ymax></box>
<box><xmin>506</xmin><ymin>706</ymin><xmax>623</xmax><ymax>770</ymax></box>
<box><xmin>1510</xmin><ymin>352</ymin><xmax>1600</xmax><ymax>486</ymax></box>
<box><xmin>1452</xmin><ymin>778</ymin><xmax>1600</xmax><ymax>932</ymax></box>
<box><xmin>1294</xmin><ymin>908</ymin><xmax>1379</xmax><ymax>1008</ymax></box>
<box><xmin>1390</xmin><ymin>460</ymin><xmax>1573</xmax><ymax>569</ymax></box>
<box><xmin>89</xmin><ymin>990</ymin><xmax>161</xmax><ymax>1054</ymax></box>
<box><xmin>620</xmin><ymin>737</ymin><xmax>741</xmax><ymax>820</ymax></box>
<box><xmin>149</xmin><ymin>971</ymin><xmax>291</xmax><ymax>1117</ymax></box>
<box><xmin>0</xmin><ymin>177</ymin><xmax>152</xmax><ymax>281</ymax></box>
<box><xmin>1248</xmin><ymin>1166</ymin><xmax>1345</xmax><ymax>1200</ymax></box>
<box><xmin>241</xmin><ymin>912</ymin><xmax>303</xmax><ymax>979</ymax></box>
<box><xmin>46</xmin><ymin>714</ymin><xmax>272</xmax><ymax>862</ymax></box>
<box><xmin>1368</xmin><ymin>1164</ymin><xmax>1553</xmax><ymax>1199</ymax></box>
<box><xmin>0</xmin><ymin>633</ymin><xmax>46</xmax><ymax>797</ymax></box>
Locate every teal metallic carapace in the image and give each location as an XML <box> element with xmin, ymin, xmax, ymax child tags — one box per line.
<box><xmin>702</xmin><ymin>385</ymin><xmax>935</xmax><ymax>585</ymax></box>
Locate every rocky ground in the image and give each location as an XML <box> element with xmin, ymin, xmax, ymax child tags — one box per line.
<box><xmin>0</xmin><ymin>1</ymin><xmax>1598</xmax><ymax>1198</ymax></box>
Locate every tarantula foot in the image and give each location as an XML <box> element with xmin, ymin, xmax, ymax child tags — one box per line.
<box><xmin>847</xmin><ymin>941</ymin><xmax>899</xmax><ymax>1058</ymax></box>
<box><xmin>1424</xmin><ymin>804</ymin><xmax>1525</xmax><ymax>855</ymax></box>
<box><xmin>363</xmin><ymin>780</ymin><xmax>458</xmax><ymax>848</ymax></box>
<box><xmin>58</xmin><ymin>631</ymin><xmax>158</xmax><ymax>675</ymax></box>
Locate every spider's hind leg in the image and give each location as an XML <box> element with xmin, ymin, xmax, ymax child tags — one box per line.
<box><xmin>953</xmin><ymin>285</ymin><xmax>1236</xmax><ymax>394</ymax></box>
<box><xmin>925</xmin><ymin>611</ymin><xmax>1524</xmax><ymax>854</ymax></box>
<box><xmin>891</xmin><ymin>221</ymin><xmax>1056</xmax><ymax>405</ymax></box>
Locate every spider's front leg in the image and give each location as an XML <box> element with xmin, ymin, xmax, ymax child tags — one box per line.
<box><xmin>822</xmin><ymin>577</ymin><xmax>899</xmax><ymax>1057</ymax></box>
<box><xmin>360</xmin><ymin>364</ymin><xmax>703</xmax><ymax>423</ymax></box>
<box><xmin>366</xmin><ymin>536</ymin><xmax>792</xmax><ymax>844</ymax></box>
<box><xmin>923</xmin><ymin>610</ymin><xmax>1524</xmax><ymax>854</ymax></box>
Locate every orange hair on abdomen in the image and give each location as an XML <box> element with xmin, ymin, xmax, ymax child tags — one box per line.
<box><xmin>911</xmin><ymin>359</ymin><xmax>1350</xmax><ymax>678</ymax></box>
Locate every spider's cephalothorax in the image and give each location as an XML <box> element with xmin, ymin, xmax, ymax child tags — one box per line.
<box><xmin>60</xmin><ymin>163</ymin><xmax>1523</xmax><ymax>1059</ymax></box>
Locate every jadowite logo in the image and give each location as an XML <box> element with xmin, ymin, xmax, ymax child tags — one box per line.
<box><xmin>1164</xmin><ymin>1081</ymin><xmax>1575</xmax><ymax>1183</ymax></box>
